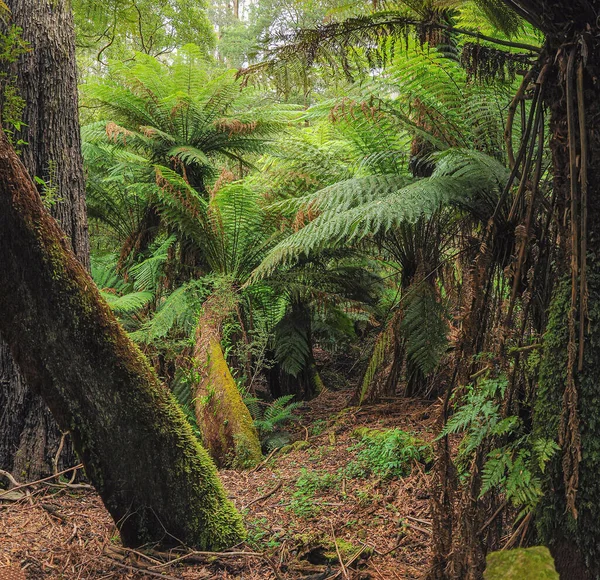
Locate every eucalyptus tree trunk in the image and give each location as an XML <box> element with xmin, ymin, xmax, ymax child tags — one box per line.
<box><xmin>193</xmin><ymin>291</ymin><xmax>262</xmax><ymax>468</ymax></box>
<box><xmin>0</xmin><ymin>0</ymin><xmax>89</xmax><ymax>479</ymax></box>
<box><xmin>0</xmin><ymin>130</ymin><xmax>245</xmax><ymax>549</ymax></box>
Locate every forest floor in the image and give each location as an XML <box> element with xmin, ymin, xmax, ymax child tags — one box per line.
<box><xmin>0</xmin><ymin>389</ymin><xmax>440</xmax><ymax>579</ymax></box>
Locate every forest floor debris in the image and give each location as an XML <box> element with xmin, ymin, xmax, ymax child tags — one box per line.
<box><xmin>0</xmin><ymin>390</ymin><xmax>439</xmax><ymax>579</ymax></box>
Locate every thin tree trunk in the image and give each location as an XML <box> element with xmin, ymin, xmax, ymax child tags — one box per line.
<box><xmin>0</xmin><ymin>130</ymin><xmax>245</xmax><ymax>549</ymax></box>
<box><xmin>0</xmin><ymin>0</ymin><xmax>89</xmax><ymax>480</ymax></box>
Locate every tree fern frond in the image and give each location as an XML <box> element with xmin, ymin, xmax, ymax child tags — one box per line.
<box><xmin>401</xmin><ymin>281</ymin><xmax>448</xmax><ymax>376</ymax></box>
<box><xmin>102</xmin><ymin>290</ymin><xmax>154</xmax><ymax>313</ymax></box>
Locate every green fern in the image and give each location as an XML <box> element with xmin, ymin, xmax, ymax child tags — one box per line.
<box><xmin>401</xmin><ymin>281</ymin><xmax>448</xmax><ymax>376</ymax></box>
<box><xmin>253</xmin><ymin>395</ymin><xmax>303</xmax><ymax>436</ymax></box>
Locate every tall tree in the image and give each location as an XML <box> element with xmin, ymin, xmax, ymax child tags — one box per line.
<box><xmin>0</xmin><ymin>128</ymin><xmax>245</xmax><ymax>549</ymax></box>
<box><xmin>0</xmin><ymin>0</ymin><xmax>89</xmax><ymax>479</ymax></box>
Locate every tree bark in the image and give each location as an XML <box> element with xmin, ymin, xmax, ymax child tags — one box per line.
<box><xmin>0</xmin><ymin>130</ymin><xmax>245</xmax><ymax>549</ymax></box>
<box><xmin>0</xmin><ymin>0</ymin><xmax>89</xmax><ymax>480</ymax></box>
<box><xmin>193</xmin><ymin>291</ymin><xmax>262</xmax><ymax>468</ymax></box>
<box><xmin>534</xmin><ymin>40</ymin><xmax>600</xmax><ymax>579</ymax></box>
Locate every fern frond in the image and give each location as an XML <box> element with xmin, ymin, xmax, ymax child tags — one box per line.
<box><xmin>401</xmin><ymin>281</ymin><xmax>448</xmax><ymax>376</ymax></box>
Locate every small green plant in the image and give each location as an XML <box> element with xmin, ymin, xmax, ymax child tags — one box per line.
<box><xmin>440</xmin><ymin>375</ymin><xmax>560</xmax><ymax>515</ymax></box>
<box><xmin>253</xmin><ymin>395</ymin><xmax>303</xmax><ymax>437</ymax></box>
<box><xmin>345</xmin><ymin>428</ymin><xmax>433</xmax><ymax>479</ymax></box>
<box><xmin>309</xmin><ymin>419</ymin><xmax>327</xmax><ymax>437</ymax></box>
<box><xmin>289</xmin><ymin>468</ymin><xmax>338</xmax><ymax>518</ymax></box>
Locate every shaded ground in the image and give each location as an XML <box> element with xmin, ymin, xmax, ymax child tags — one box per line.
<box><xmin>0</xmin><ymin>390</ymin><xmax>439</xmax><ymax>579</ymax></box>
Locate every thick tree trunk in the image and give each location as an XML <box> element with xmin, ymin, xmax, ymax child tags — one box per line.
<box><xmin>0</xmin><ymin>131</ymin><xmax>244</xmax><ymax>549</ymax></box>
<box><xmin>0</xmin><ymin>0</ymin><xmax>89</xmax><ymax>479</ymax></box>
<box><xmin>193</xmin><ymin>291</ymin><xmax>262</xmax><ymax>468</ymax></box>
<box><xmin>534</xmin><ymin>41</ymin><xmax>600</xmax><ymax>579</ymax></box>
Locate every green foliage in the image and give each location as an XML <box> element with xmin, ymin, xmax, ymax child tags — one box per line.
<box><xmin>252</xmin><ymin>149</ymin><xmax>508</xmax><ymax>280</ymax></box>
<box><xmin>73</xmin><ymin>0</ymin><xmax>215</xmax><ymax>65</ymax></box>
<box><xmin>0</xmin><ymin>25</ymin><xmax>28</xmax><ymax>147</ymax></box>
<box><xmin>289</xmin><ymin>468</ymin><xmax>339</xmax><ymax>518</ymax></box>
<box><xmin>345</xmin><ymin>428</ymin><xmax>432</xmax><ymax>479</ymax></box>
<box><xmin>442</xmin><ymin>376</ymin><xmax>559</xmax><ymax>514</ymax></box>
<box><xmin>253</xmin><ymin>395</ymin><xmax>303</xmax><ymax>436</ymax></box>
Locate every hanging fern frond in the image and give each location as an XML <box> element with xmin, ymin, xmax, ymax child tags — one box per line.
<box><xmin>273</xmin><ymin>310</ymin><xmax>312</xmax><ymax>378</ymax></box>
<box><xmin>102</xmin><ymin>290</ymin><xmax>155</xmax><ymax>314</ymax></box>
<box><xmin>401</xmin><ymin>281</ymin><xmax>448</xmax><ymax>376</ymax></box>
<box><xmin>131</xmin><ymin>279</ymin><xmax>209</xmax><ymax>344</ymax></box>
<box><xmin>252</xmin><ymin>149</ymin><xmax>507</xmax><ymax>280</ymax></box>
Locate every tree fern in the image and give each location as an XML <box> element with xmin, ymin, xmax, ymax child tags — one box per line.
<box><xmin>401</xmin><ymin>281</ymin><xmax>448</xmax><ymax>376</ymax></box>
<box><xmin>252</xmin><ymin>149</ymin><xmax>508</xmax><ymax>280</ymax></box>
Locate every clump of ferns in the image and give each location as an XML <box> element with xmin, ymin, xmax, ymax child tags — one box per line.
<box><xmin>440</xmin><ymin>373</ymin><xmax>560</xmax><ymax>520</ymax></box>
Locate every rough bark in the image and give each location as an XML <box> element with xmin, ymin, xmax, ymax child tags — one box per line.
<box><xmin>534</xmin><ymin>43</ymin><xmax>600</xmax><ymax>579</ymax></box>
<box><xmin>352</xmin><ymin>310</ymin><xmax>403</xmax><ymax>405</ymax></box>
<box><xmin>0</xmin><ymin>130</ymin><xmax>245</xmax><ymax>549</ymax></box>
<box><xmin>193</xmin><ymin>291</ymin><xmax>262</xmax><ymax>468</ymax></box>
<box><xmin>0</xmin><ymin>0</ymin><xmax>89</xmax><ymax>479</ymax></box>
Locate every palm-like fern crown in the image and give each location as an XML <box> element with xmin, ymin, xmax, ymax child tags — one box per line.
<box><xmin>85</xmin><ymin>45</ymin><xmax>299</xmax><ymax>192</ymax></box>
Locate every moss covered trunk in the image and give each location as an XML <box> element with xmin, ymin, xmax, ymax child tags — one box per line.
<box><xmin>534</xmin><ymin>37</ymin><xmax>600</xmax><ymax>579</ymax></box>
<box><xmin>0</xmin><ymin>131</ymin><xmax>244</xmax><ymax>549</ymax></box>
<box><xmin>193</xmin><ymin>291</ymin><xmax>262</xmax><ymax>468</ymax></box>
<box><xmin>0</xmin><ymin>0</ymin><xmax>89</xmax><ymax>480</ymax></box>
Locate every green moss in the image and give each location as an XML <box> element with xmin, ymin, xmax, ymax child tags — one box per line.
<box><xmin>484</xmin><ymin>547</ymin><xmax>558</xmax><ymax>579</ymax></box>
<box><xmin>196</xmin><ymin>340</ymin><xmax>262</xmax><ymax>468</ymax></box>
<box><xmin>323</xmin><ymin>538</ymin><xmax>361</xmax><ymax>562</ymax></box>
<box><xmin>535</xmin><ymin>273</ymin><xmax>600</xmax><ymax>574</ymax></box>
<box><xmin>280</xmin><ymin>440</ymin><xmax>311</xmax><ymax>454</ymax></box>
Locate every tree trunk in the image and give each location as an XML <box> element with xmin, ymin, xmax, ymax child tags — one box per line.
<box><xmin>352</xmin><ymin>310</ymin><xmax>403</xmax><ymax>405</ymax></box>
<box><xmin>0</xmin><ymin>0</ymin><xmax>89</xmax><ymax>480</ymax></box>
<box><xmin>193</xmin><ymin>291</ymin><xmax>262</xmax><ymax>468</ymax></box>
<box><xmin>0</xmin><ymin>130</ymin><xmax>245</xmax><ymax>549</ymax></box>
<box><xmin>534</xmin><ymin>40</ymin><xmax>600</xmax><ymax>579</ymax></box>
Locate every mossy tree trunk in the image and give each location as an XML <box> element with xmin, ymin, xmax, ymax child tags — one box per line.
<box><xmin>534</xmin><ymin>37</ymin><xmax>600</xmax><ymax>579</ymax></box>
<box><xmin>352</xmin><ymin>310</ymin><xmax>403</xmax><ymax>405</ymax></box>
<box><xmin>193</xmin><ymin>291</ymin><xmax>262</xmax><ymax>468</ymax></box>
<box><xmin>0</xmin><ymin>131</ymin><xmax>245</xmax><ymax>549</ymax></box>
<box><xmin>0</xmin><ymin>0</ymin><xmax>89</xmax><ymax>480</ymax></box>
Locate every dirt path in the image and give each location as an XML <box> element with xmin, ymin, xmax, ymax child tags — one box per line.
<box><xmin>0</xmin><ymin>390</ymin><xmax>439</xmax><ymax>579</ymax></box>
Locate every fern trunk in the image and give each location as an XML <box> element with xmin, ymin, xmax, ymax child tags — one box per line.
<box><xmin>0</xmin><ymin>131</ymin><xmax>245</xmax><ymax>549</ymax></box>
<box><xmin>193</xmin><ymin>291</ymin><xmax>262</xmax><ymax>468</ymax></box>
<box><xmin>533</xmin><ymin>41</ymin><xmax>600</xmax><ymax>578</ymax></box>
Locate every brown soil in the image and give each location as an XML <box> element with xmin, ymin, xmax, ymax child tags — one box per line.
<box><xmin>0</xmin><ymin>389</ymin><xmax>439</xmax><ymax>579</ymax></box>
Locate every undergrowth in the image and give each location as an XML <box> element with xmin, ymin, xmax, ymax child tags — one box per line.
<box><xmin>345</xmin><ymin>427</ymin><xmax>433</xmax><ymax>479</ymax></box>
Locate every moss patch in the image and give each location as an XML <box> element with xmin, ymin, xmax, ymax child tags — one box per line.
<box><xmin>196</xmin><ymin>339</ymin><xmax>262</xmax><ymax>468</ymax></box>
<box><xmin>484</xmin><ymin>547</ymin><xmax>558</xmax><ymax>579</ymax></box>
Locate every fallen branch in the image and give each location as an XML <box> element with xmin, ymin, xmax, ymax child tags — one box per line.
<box><xmin>101</xmin><ymin>555</ymin><xmax>181</xmax><ymax>580</ymax></box>
<box><xmin>150</xmin><ymin>548</ymin><xmax>284</xmax><ymax>580</ymax></box>
<box><xmin>330</xmin><ymin>523</ymin><xmax>349</xmax><ymax>580</ymax></box>
<box><xmin>242</xmin><ymin>481</ymin><xmax>283</xmax><ymax>510</ymax></box>
<box><xmin>250</xmin><ymin>447</ymin><xmax>280</xmax><ymax>473</ymax></box>
<box><xmin>404</xmin><ymin>515</ymin><xmax>431</xmax><ymax>527</ymax></box>
<box><xmin>328</xmin><ymin>546</ymin><xmax>368</xmax><ymax>580</ymax></box>
<box><xmin>0</xmin><ymin>464</ymin><xmax>84</xmax><ymax>499</ymax></box>
<box><xmin>401</xmin><ymin>520</ymin><xmax>432</xmax><ymax>537</ymax></box>
<box><xmin>0</xmin><ymin>469</ymin><xmax>20</xmax><ymax>489</ymax></box>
